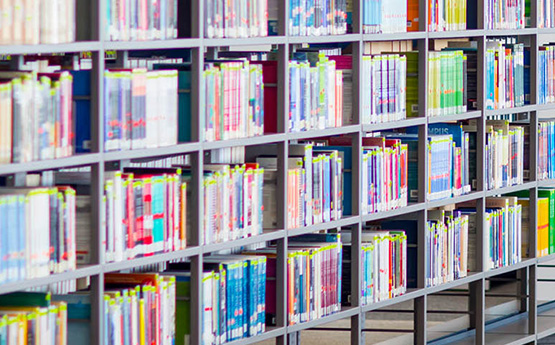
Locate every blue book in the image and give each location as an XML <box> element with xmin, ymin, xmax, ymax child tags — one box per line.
<box><xmin>313</xmin><ymin>146</ymin><xmax>352</xmax><ymax>215</ymax></box>
<box><xmin>71</xmin><ymin>71</ymin><xmax>91</xmax><ymax>153</ymax></box>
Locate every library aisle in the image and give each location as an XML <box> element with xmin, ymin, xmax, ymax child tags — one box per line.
<box><xmin>3</xmin><ymin>0</ymin><xmax>555</xmax><ymax>344</ymax></box>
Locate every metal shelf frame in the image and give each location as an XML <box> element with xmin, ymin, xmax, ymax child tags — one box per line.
<box><xmin>1</xmin><ymin>0</ymin><xmax>554</xmax><ymax>344</ymax></box>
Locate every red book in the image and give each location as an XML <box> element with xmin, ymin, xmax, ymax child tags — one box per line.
<box><xmin>252</xmin><ymin>61</ymin><xmax>278</xmax><ymax>133</ymax></box>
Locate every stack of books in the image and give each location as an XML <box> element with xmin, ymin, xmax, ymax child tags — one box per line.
<box><xmin>0</xmin><ymin>187</ymin><xmax>77</xmax><ymax>286</ymax></box>
<box><xmin>289</xmin><ymin>0</ymin><xmax>348</xmax><ymax>36</ymax></box>
<box><xmin>0</xmin><ymin>71</ymin><xmax>74</xmax><ymax>164</ymax></box>
<box><xmin>362</xmin><ymin>0</ymin><xmax>407</xmax><ymax>34</ymax></box>
<box><xmin>104</xmin><ymin>69</ymin><xmax>179</xmax><ymax>151</ymax></box>
<box><xmin>427</xmin><ymin>51</ymin><xmax>467</xmax><ymax>117</ymax></box>
<box><xmin>102</xmin><ymin>169</ymin><xmax>187</xmax><ymax>263</ymax></box>
<box><xmin>0</xmin><ymin>0</ymin><xmax>75</xmax><ymax>44</ymax></box>
<box><xmin>200</xmin><ymin>164</ymin><xmax>264</xmax><ymax>245</ymax></box>
<box><xmin>539</xmin><ymin>45</ymin><xmax>555</xmax><ymax>105</ymax></box>
<box><xmin>204</xmin><ymin>61</ymin><xmax>265</xmax><ymax>141</ymax></box>
<box><xmin>289</xmin><ymin>54</ymin><xmax>343</xmax><ymax>132</ymax></box>
<box><xmin>103</xmin><ymin>273</ymin><xmax>176</xmax><ymax>345</ymax></box>
<box><xmin>484</xmin><ymin>197</ymin><xmax>523</xmax><ymax>269</ymax></box>
<box><xmin>106</xmin><ymin>0</ymin><xmax>178</xmax><ymax>41</ymax></box>
<box><xmin>204</xmin><ymin>0</ymin><xmax>268</xmax><ymax>38</ymax></box>
<box><xmin>428</xmin><ymin>0</ymin><xmax>467</xmax><ymax>31</ymax></box>
<box><xmin>485</xmin><ymin>0</ymin><xmax>526</xmax><ymax>29</ymax></box>
<box><xmin>361</xmin><ymin>54</ymin><xmax>407</xmax><ymax>124</ymax></box>
<box><xmin>485</xmin><ymin>121</ymin><xmax>524</xmax><ymax>190</ymax></box>
<box><xmin>485</xmin><ymin>39</ymin><xmax>525</xmax><ymax>110</ymax></box>
<box><xmin>539</xmin><ymin>121</ymin><xmax>555</xmax><ymax>180</ymax></box>
<box><xmin>361</xmin><ymin>137</ymin><xmax>409</xmax><ymax>215</ymax></box>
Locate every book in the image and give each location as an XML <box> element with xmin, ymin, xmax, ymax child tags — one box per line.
<box><xmin>427</xmin><ymin>50</ymin><xmax>466</xmax><ymax>117</ymax></box>
<box><xmin>104</xmin><ymin>68</ymin><xmax>178</xmax><ymax>151</ymax></box>
<box><xmin>485</xmin><ymin>0</ymin><xmax>525</xmax><ymax>29</ymax></box>
<box><xmin>288</xmin><ymin>54</ymin><xmax>343</xmax><ymax>132</ymax></box>
<box><xmin>0</xmin><ymin>71</ymin><xmax>74</xmax><ymax>164</ymax></box>
<box><xmin>361</xmin><ymin>54</ymin><xmax>407</xmax><ymax>124</ymax></box>
<box><xmin>103</xmin><ymin>273</ymin><xmax>176</xmax><ymax>345</ymax></box>
<box><xmin>289</xmin><ymin>0</ymin><xmax>348</xmax><ymax>36</ymax></box>
<box><xmin>485</xmin><ymin>40</ymin><xmax>525</xmax><ymax>110</ymax></box>
<box><xmin>538</xmin><ymin>197</ymin><xmax>550</xmax><ymax>257</ymax></box>
<box><xmin>203</xmin><ymin>60</ymin><xmax>264</xmax><ymax>141</ymax></box>
<box><xmin>406</xmin><ymin>0</ymin><xmax>467</xmax><ymax>32</ymax></box>
<box><xmin>538</xmin><ymin>189</ymin><xmax>555</xmax><ymax>254</ymax></box>
<box><xmin>204</xmin><ymin>0</ymin><xmax>268</xmax><ymax>38</ymax></box>
<box><xmin>0</xmin><ymin>0</ymin><xmax>75</xmax><ymax>44</ymax></box>
<box><xmin>539</xmin><ymin>45</ymin><xmax>555</xmax><ymax>105</ymax></box>
<box><xmin>539</xmin><ymin>0</ymin><xmax>555</xmax><ymax>28</ymax></box>
<box><xmin>0</xmin><ymin>187</ymin><xmax>77</xmax><ymax>286</ymax></box>
<box><xmin>106</xmin><ymin>0</ymin><xmax>178</xmax><ymax>41</ymax></box>
<box><xmin>362</xmin><ymin>0</ymin><xmax>407</xmax><ymax>34</ymax></box>
<box><xmin>485</xmin><ymin>121</ymin><xmax>525</xmax><ymax>190</ymax></box>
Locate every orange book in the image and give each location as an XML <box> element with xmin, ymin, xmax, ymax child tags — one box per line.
<box><xmin>407</xmin><ymin>0</ymin><xmax>420</xmax><ymax>31</ymax></box>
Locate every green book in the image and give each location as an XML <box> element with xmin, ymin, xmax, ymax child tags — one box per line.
<box><xmin>539</xmin><ymin>188</ymin><xmax>555</xmax><ymax>254</ymax></box>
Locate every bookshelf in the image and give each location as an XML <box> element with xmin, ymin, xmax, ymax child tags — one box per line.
<box><xmin>2</xmin><ymin>0</ymin><xmax>555</xmax><ymax>344</ymax></box>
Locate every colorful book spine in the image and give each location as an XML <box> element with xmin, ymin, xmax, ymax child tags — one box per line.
<box><xmin>427</xmin><ymin>50</ymin><xmax>466</xmax><ymax>117</ymax></box>
<box><xmin>102</xmin><ymin>170</ymin><xmax>187</xmax><ymax>262</ymax></box>
<box><xmin>0</xmin><ymin>71</ymin><xmax>74</xmax><ymax>164</ymax></box>
<box><xmin>204</xmin><ymin>0</ymin><xmax>269</xmax><ymax>38</ymax></box>
<box><xmin>289</xmin><ymin>0</ymin><xmax>347</xmax><ymax>36</ymax></box>
<box><xmin>201</xmin><ymin>164</ymin><xmax>264</xmax><ymax>245</ymax></box>
<box><xmin>0</xmin><ymin>187</ymin><xmax>77</xmax><ymax>286</ymax></box>
<box><xmin>104</xmin><ymin>69</ymin><xmax>178</xmax><ymax>152</ymax></box>
<box><xmin>106</xmin><ymin>0</ymin><xmax>178</xmax><ymax>41</ymax></box>
<box><xmin>0</xmin><ymin>0</ymin><xmax>75</xmax><ymax>44</ymax></box>
<box><xmin>361</xmin><ymin>137</ymin><xmax>408</xmax><ymax>215</ymax></box>
<box><xmin>538</xmin><ymin>121</ymin><xmax>555</xmax><ymax>180</ymax></box>
<box><xmin>485</xmin><ymin>40</ymin><xmax>525</xmax><ymax>110</ymax></box>
<box><xmin>203</xmin><ymin>61</ymin><xmax>264</xmax><ymax>141</ymax></box>
<box><xmin>103</xmin><ymin>273</ymin><xmax>176</xmax><ymax>345</ymax></box>
<box><xmin>362</xmin><ymin>0</ymin><xmax>407</xmax><ymax>34</ymax></box>
<box><xmin>485</xmin><ymin>0</ymin><xmax>525</xmax><ymax>30</ymax></box>
<box><xmin>485</xmin><ymin>121</ymin><xmax>524</xmax><ymax>190</ymax></box>
<box><xmin>361</xmin><ymin>54</ymin><xmax>407</xmax><ymax>124</ymax></box>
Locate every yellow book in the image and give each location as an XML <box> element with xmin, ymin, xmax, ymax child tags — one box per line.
<box><xmin>139</xmin><ymin>298</ymin><xmax>146</xmax><ymax>345</ymax></box>
<box><xmin>539</xmin><ymin>197</ymin><xmax>550</xmax><ymax>257</ymax></box>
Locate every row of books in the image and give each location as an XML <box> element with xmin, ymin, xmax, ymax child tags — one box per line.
<box><xmin>485</xmin><ymin>40</ymin><xmax>525</xmax><ymax>110</ymax></box>
<box><xmin>362</xmin><ymin>0</ymin><xmax>407</xmax><ymax>34</ymax></box>
<box><xmin>484</xmin><ymin>197</ymin><xmax>523</xmax><ymax>270</ymax></box>
<box><xmin>0</xmin><ymin>71</ymin><xmax>73</xmax><ymax>165</ymax></box>
<box><xmin>289</xmin><ymin>55</ymin><xmax>343</xmax><ymax>132</ymax></box>
<box><xmin>0</xmin><ymin>293</ymin><xmax>68</xmax><ymax>345</ymax></box>
<box><xmin>485</xmin><ymin>0</ymin><xmax>525</xmax><ymax>30</ymax></box>
<box><xmin>103</xmin><ymin>273</ymin><xmax>176</xmax><ymax>345</ymax></box>
<box><xmin>106</xmin><ymin>0</ymin><xmax>178</xmax><ymax>41</ymax></box>
<box><xmin>425</xmin><ymin>210</ymin><xmax>469</xmax><ymax>287</ymax></box>
<box><xmin>104</xmin><ymin>69</ymin><xmax>178</xmax><ymax>151</ymax></box>
<box><xmin>102</xmin><ymin>170</ymin><xmax>187</xmax><ymax>263</ymax></box>
<box><xmin>361</xmin><ymin>137</ymin><xmax>409</xmax><ymax>215</ymax></box>
<box><xmin>359</xmin><ymin>231</ymin><xmax>407</xmax><ymax>305</ymax></box>
<box><xmin>202</xmin><ymin>164</ymin><xmax>264</xmax><ymax>245</ymax></box>
<box><xmin>539</xmin><ymin>121</ymin><xmax>555</xmax><ymax>181</ymax></box>
<box><xmin>289</xmin><ymin>0</ymin><xmax>348</xmax><ymax>36</ymax></box>
<box><xmin>428</xmin><ymin>50</ymin><xmax>467</xmax><ymax>117</ymax></box>
<box><xmin>0</xmin><ymin>187</ymin><xmax>77</xmax><ymax>285</ymax></box>
<box><xmin>205</xmin><ymin>0</ymin><xmax>268</xmax><ymax>38</ymax></box>
<box><xmin>204</xmin><ymin>61</ymin><xmax>265</xmax><ymax>141</ymax></box>
<box><xmin>428</xmin><ymin>0</ymin><xmax>467</xmax><ymax>31</ymax></box>
<box><xmin>485</xmin><ymin>122</ymin><xmax>524</xmax><ymax>190</ymax></box>
<box><xmin>361</xmin><ymin>54</ymin><xmax>407</xmax><ymax>124</ymax></box>
<box><xmin>539</xmin><ymin>45</ymin><xmax>555</xmax><ymax>105</ymax></box>
<box><xmin>0</xmin><ymin>0</ymin><xmax>75</xmax><ymax>44</ymax></box>
<box><xmin>187</xmin><ymin>256</ymin><xmax>267</xmax><ymax>344</ymax></box>
<box><xmin>256</xmin><ymin>145</ymin><xmax>343</xmax><ymax>229</ymax></box>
